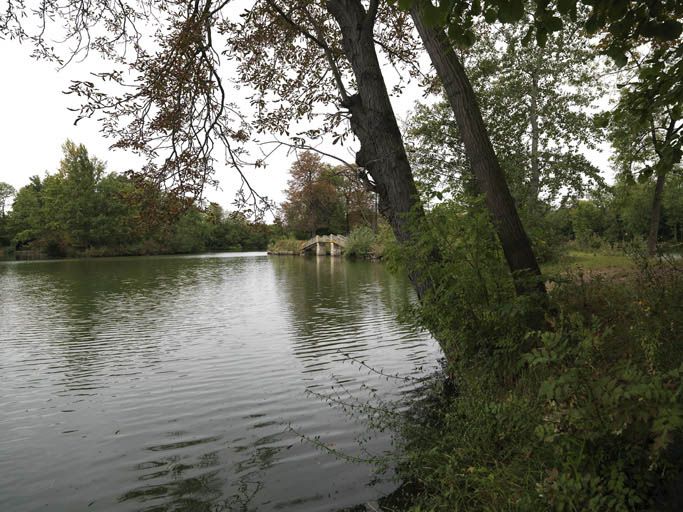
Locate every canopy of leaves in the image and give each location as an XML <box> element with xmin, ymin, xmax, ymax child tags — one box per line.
<box><xmin>609</xmin><ymin>45</ymin><xmax>683</xmax><ymax>182</ymax></box>
<box><xmin>393</xmin><ymin>0</ymin><xmax>682</xmax><ymax>63</ymax></box>
<box><xmin>281</xmin><ymin>151</ymin><xmax>373</xmax><ymax>237</ymax></box>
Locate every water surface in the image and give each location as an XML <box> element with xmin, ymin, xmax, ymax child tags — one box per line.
<box><xmin>0</xmin><ymin>253</ymin><xmax>439</xmax><ymax>511</ymax></box>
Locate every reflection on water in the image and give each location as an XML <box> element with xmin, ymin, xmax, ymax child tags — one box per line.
<box><xmin>0</xmin><ymin>253</ymin><xmax>439</xmax><ymax>511</ymax></box>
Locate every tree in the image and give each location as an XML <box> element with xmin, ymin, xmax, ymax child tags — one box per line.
<box><xmin>411</xmin><ymin>7</ymin><xmax>545</xmax><ymax>296</ymax></box>
<box><xmin>332</xmin><ymin>165</ymin><xmax>376</xmax><ymax>233</ymax></box>
<box><xmin>41</xmin><ymin>141</ymin><xmax>106</xmax><ymax>249</ymax></box>
<box><xmin>2</xmin><ymin>0</ymin><xmax>439</xmax><ymax>295</ymax></box>
<box><xmin>9</xmin><ymin>176</ymin><xmax>45</xmax><ymax>247</ymax></box>
<box><xmin>393</xmin><ymin>0</ymin><xmax>682</xmax><ymax>62</ymax></box>
<box><xmin>281</xmin><ymin>153</ymin><xmax>374</xmax><ymax>237</ymax></box>
<box><xmin>0</xmin><ymin>182</ymin><xmax>16</xmax><ymax>247</ymax></box>
<box><xmin>90</xmin><ymin>173</ymin><xmax>139</xmax><ymax>247</ymax></box>
<box><xmin>0</xmin><ymin>182</ymin><xmax>15</xmax><ymax>217</ymax></box>
<box><xmin>470</xmin><ymin>23</ymin><xmax>604</xmax><ymax>209</ymax></box>
<box><xmin>239</xmin><ymin>1</ymin><xmax>432</xmax><ymax>292</ymax></box>
<box><xmin>608</xmin><ymin>45</ymin><xmax>683</xmax><ymax>255</ymax></box>
<box><xmin>406</xmin><ymin>23</ymin><xmax>604</xmax><ymax>210</ymax></box>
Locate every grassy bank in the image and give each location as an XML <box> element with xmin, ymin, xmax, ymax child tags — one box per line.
<box><xmin>267</xmin><ymin>238</ymin><xmax>304</xmax><ymax>255</ymax></box>
<box><xmin>542</xmin><ymin>250</ymin><xmax>634</xmax><ymax>274</ymax></box>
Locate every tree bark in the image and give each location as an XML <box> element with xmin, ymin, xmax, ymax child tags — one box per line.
<box><xmin>647</xmin><ymin>171</ymin><xmax>667</xmax><ymax>256</ymax></box>
<box><xmin>411</xmin><ymin>7</ymin><xmax>545</xmax><ymax>297</ymax></box>
<box><xmin>326</xmin><ymin>0</ymin><xmax>429</xmax><ymax>297</ymax></box>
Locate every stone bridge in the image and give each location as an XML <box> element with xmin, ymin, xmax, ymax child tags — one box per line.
<box><xmin>301</xmin><ymin>234</ymin><xmax>347</xmax><ymax>256</ymax></box>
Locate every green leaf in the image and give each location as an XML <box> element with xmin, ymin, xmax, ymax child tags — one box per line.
<box><xmin>609</xmin><ymin>20</ymin><xmax>629</xmax><ymax>37</ymax></box>
<box><xmin>422</xmin><ymin>4</ymin><xmax>441</xmax><ymax>25</ymax></box>
<box><xmin>484</xmin><ymin>7</ymin><xmax>498</xmax><ymax>23</ymax></box>
<box><xmin>606</xmin><ymin>2</ymin><xmax>627</xmax><ymax>21</ymax></box>
<box><xmin>585</xmin><ymin>14</ymin><xmax>601</xmax><ymax>35</ymax></box>
<box><xmin>639</xmin><ymin>21</ymin><xmax>660</xmax><ymax>38</ymax></box>
<box><xmin>498</xmin><ymin>0</ymin><xmax>524</xmax><ymax>23</ymax></box>
<box><xmin>461</xmin><ymin>29</ymin><xmax>476</xmax><ymax>48</ymax></box>
<box><xmin>557</xmin><ymin>0</ymin><xmax>575</xmax><ymax>15</ymax></box>
<box><xmin>593</xmin><ymin>112</ymin><xmax>610</xmax><ymax>129</ymax></box>
<box><xmin>536</xmin><ymin>27</ymin><xmax>548</xmax><ymax>47</ymax></box>
<box><xmin>545</xmin><ymin>16</ymin><xmax>563</xmax><ymax>32</ymax></box>
<box><xmin>397</xmin><ymin>0</ymin><xmax>414</xmax><ymax>11</ymax></box>
<box><xmin>654</xmin><ymin>20</ymin><xmax>683</xmax><ymax>41</ymax></box>
<box><xmin>606</xmin><ymin>47</ymin><xmax>628</xmax><ymax>67</ymax></box>
<box><xmin>470</xmin><ymin>0</ymin><xmax>482</xmax><ymax>16</ymax></box>
<box><xmin>671</xmin><ymin>106</ymin><xmax>681</xmax><ymax>121</ymax></box>
<box><xmin>638</xmin><ymin>166</ymin><xmax>653</xmax><ymax>182</ymax></box>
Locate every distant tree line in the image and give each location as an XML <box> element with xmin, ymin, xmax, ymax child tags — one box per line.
<box><xmin>554</xmin><ymin>175</ymin><xmax>683</xmax><ymax>250</ymax></box>
<box><xmin>0</xmin><ymin>141</ymin><xmax>279</xmax><ymax>257</ymax></box>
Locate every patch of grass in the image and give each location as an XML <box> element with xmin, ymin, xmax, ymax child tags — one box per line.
<box><xmin>542</xmin><ymin>250</ymin><xmax>633</xmax><ymax>275</ymax></box>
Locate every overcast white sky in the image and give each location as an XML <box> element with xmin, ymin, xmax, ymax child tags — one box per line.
<box><xmin>0</xmin><ymin>39</ymin><xmax>293</xmax><ymax>208</ymax></box>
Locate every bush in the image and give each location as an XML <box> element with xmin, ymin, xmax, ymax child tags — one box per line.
<box><xmin>345</xmin><ymin>226</ymin><xmax>376</xmax><ymax>258</ymax></box>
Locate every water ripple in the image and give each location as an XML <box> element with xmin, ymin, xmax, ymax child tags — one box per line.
<box><xmin>0</xmin><ymin>253</ymin><xmax>440</xmax><ymax>512</ymax></box>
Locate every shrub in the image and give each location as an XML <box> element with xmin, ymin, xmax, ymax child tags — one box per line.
<box><xmin>345</xmin><ymin>226</ymin><xmax>376</xmax><ymax>258</ymax></box>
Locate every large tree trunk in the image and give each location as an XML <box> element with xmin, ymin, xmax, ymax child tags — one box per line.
<box><xmin>411</xmin><ymin>7</ymin><xmax>545</xmax><ymax>297</ymax></box>
<box><xmin>647</xmin><ymin>171</ymin><xmax>667</xmax><ymax>256</ymax></box>
<box><xmin>326</xmin><ymin>0</ymin><xmax>429</xmax><ymax>297</ymax></box>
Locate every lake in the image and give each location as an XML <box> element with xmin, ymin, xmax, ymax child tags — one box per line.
<box><xmin>0</xmin><ymin>253</ymin><xmax>439</xmax><ymax>511</ymax></box>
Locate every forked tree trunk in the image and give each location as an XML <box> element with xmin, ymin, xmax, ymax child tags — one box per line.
<box><xmin>647</xmin><ymin>171</ymin><xmax>667</xmax><ymax>256</ymax></box>
<box><xmin>411</xmin><ymin>7</ymin><xmax>545</xmax><ymax>297</ymax></box>
<box><xmin>326</xmin><ymin>0</ymin><xmax>429</xmax><ymax>297</ymax></box>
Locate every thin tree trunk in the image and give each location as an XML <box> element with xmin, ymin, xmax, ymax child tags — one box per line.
<box><xmin>411</xmin><ymin>7</ymin><xmax>545</xmax><ymax>297</ymax></box>
<box><xmin>529</xmin><ymin>70</ymin><xmax>541</xmax><ymax>210</ymax></box>
<box><xmin>647</xmin><ymin>171</ymin><xmax>667</xmax><ymax>256</ymax></box>
<box><xmin>326</xmin><ymin>0</ymin><xmax>430</xmax><ymax>297</ymax></box>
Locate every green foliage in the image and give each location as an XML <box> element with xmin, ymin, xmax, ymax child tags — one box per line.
<box><xmin>9</xmin><ymin>175</ymin><xmax>47</xmax><ymax>247</ymax></box>
<box><xmin>394</xmin><ymin>0</ymin><xmax>682</xmax><ymax>66</ymax></box>
<box><xmin>388</xmin><ymin>235</ymin><xmax>683</xmax><ymax>510</ymax></box>
<box><xmin>545</xmin><ymin>175</ymin><xmax>683</xmax><ymax>251</ymax></box>
<box><xmin>387</xmin><ymin>196</ymin><xmax>544</xmax><ymax>374</ymax></box>
<box><xmin>206</xmin><ymin>205</ymin><xmax>273</xmax><ymax>252</ymax></box>
<box><xmin>0</xmin><ymin>181</ymin><xmax>17</xmax><ymax>247</ymax></box>
<box><xmin>281</xmin><ymin>151</ymin><xmax>373</xmax><ymax>238</ymax></box>
<box><xmin>405</xmin><ymin>23</ymin><xmax>605</xmax><ymax>214</ymax></box>
<box><xmin>267</xmin><ymin>238</ymin><xmax>304</xmax><ymax>254</ymax></box>
<box><xmin>524</xmin><ymin>211</ymin><xmax>570</xmax><ymax>264</ymax></box>
<box><xmin>344</xmin><ymin>226</ymin><xmax>376</xmax><ymax>258</ymax></box>
<box><xmin>0</xmin><ymin>182</ymin><xmax>15</xmax><ymax>217</ymax></box>
<box><xmin>571</xmin><ymin>199</ymin><xmax>614</xmax><ymax>248</ymax></box>
<box><xmin>5</xmin><ymin>141</ymin><xmax>276</xmax><ymax>257</ymax></box>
